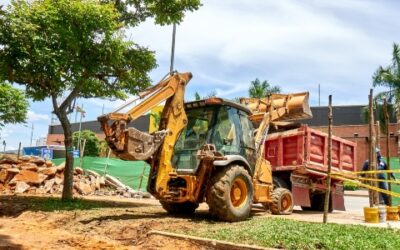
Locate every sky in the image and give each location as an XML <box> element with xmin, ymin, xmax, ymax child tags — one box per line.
<box><xmin>1</xmin><ymin>0</ymin><xmax>400</xmax><ymax>150</ymax></box>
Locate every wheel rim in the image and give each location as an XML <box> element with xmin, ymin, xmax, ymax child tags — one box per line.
<box><xmin>280</xmin><ymin>193</ymin><xmax>292</xmax><ymax>211</ymax></box>
<box><xmin>230</xmin><ymin>177</ymin><xmax>248</xmax><ymax>208</ymax></box>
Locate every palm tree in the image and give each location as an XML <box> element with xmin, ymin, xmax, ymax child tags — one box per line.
<box><xmin>373</xmin><ymin>43</ymin><xmax>400</xmax><ymax>153</ymax></box>
<box><xmin>248</xmin><ymin>78</ymin><xmax>281</xmax><ymax>98</ymax></box>
<box><xmin>194</xmin><ymin>91</ymin><xmax>201</xmax><ymax>101</ymax></box>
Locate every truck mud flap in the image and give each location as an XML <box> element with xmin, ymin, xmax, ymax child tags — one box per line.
<box><xmin>332</xmin><ymin>183</ymin><xmax>345</xmax><ymax>211</ymax></box>
<box><xmin>292</xmin><ymin>186</ymin><xmax>311</xmax><ymax>207</ymax></box>
<box><xmin>291</xmin><ymin>174</ymin><xmax>311</xmax><ymax>207</ymax></box>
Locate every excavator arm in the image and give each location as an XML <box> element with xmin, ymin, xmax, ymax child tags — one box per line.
<box><xmin>98</xmin><ymin>72</ymin><xmax>193</xmax><ymax>161</ymax></box>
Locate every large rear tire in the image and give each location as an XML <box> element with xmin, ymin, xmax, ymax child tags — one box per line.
<box><xmin>206</xmin><ymin>165</ymin><xmax>253</xmax><ymax>222</ymax></box>
<box><xmin>160</xmin><ymin>201</ymin><xmax>199</xmax><ymax>215</ymax></box>
<box><xmin>270</xmin><ymin>188</ymin><xmax>294</xmax><ymax>215</ymax></box>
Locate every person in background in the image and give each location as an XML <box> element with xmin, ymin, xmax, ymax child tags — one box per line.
<box><xmin>361</xmin><ymin>148</ymin><xmax>397</xmax><ymax>205</ymax></box>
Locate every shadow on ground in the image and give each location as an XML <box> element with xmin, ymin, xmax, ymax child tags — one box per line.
<box><xmin>0</xmin><ymin>226</ymin><xmax>23</xmax><ymax>250</ymax></box>
<box><xmin>0</xmin><ymin>195</ymin><xmax>153</xmax><ymax>217</ymax></box>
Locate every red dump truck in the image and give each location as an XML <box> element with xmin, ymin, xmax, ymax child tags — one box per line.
<box><xmin>265</xmin><ymin>125</ymin><xmax>357</xmax><ymax>211</ymax></box>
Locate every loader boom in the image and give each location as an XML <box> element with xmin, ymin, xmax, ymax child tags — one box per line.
<box><xmin>98</xmin><ymin>72</ymin><xmax>193</xmax><ymax>196</ymax></box>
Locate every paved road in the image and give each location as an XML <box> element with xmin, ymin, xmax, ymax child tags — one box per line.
<box><xmin>344</xmin><ymin>194</ymin><xmax>370</xmax><ymax>212</ymax></box>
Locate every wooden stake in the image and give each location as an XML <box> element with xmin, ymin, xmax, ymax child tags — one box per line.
<box><xmin>138</xmin><ymin>163</ymin><xmax>147</xmax><ymax>191</ymax></box>
<box><xmin>17</xmin><ymin>142</ymin><xmax>21</xmax><ymax>159</ymax></box>
<box><xmin>368</xmin><ymin>89</ymin><xmax>378</xmax><ymax>206</ymax></box>
<box><xmin>376</xmin><ymin>121</ymin><xmax>380</xmax><ymax>153</ymax></box>
<box><xmin>323</xmin><ymin>95</ymin><xmax>333</xmax><ymax>223</ymax></box>
<box><xmin>79</xmin><ymin>139</ymin><xmax>86</xmax><ymax>169</ymax></box>
<box><xmin>384</xmin><ymin>98</ymin><xmax>392</xmax><ymax>206</ymax></box>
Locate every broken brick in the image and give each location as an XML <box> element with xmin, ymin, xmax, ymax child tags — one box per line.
<box><xmin>12</xmin><ymin>170</ymin><xmax>41</xmax><ymax>185</ymax></box>
<box><xmin>40</xmin><ymin>167</ymin><xmax>57</xmax><ymax>176</ymax></box>
<box><xmin>15</xmin><ymin>181</ymin><xmax>30</xmax><ymax>194</ymax></box>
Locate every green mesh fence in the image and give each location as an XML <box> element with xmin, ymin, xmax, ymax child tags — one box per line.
<box><xmin>52</xmin><ymin>157</ymin><xmax>150</xmax><ymax>191</ymax></box>
<box><xmin>383</xmin><ymin>157</ymin><xmax>400</xmax><ymax>206</ymax></box>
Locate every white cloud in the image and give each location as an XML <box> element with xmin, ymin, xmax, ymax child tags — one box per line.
<box><xmin>27</xmin><ymin>110</ymin><xmax>50</xmax><ymax>122</ymax></box>
<box><xmin>128</xmin><ymin>0</ymin><xmax>400</xmax><ymax>105</ymax></box>
<box><xmin>0</xmin><ymin>127</ymin><xmax>12</xmax><ymax>139</ymax></box>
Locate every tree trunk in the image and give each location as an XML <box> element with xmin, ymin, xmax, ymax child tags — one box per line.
<box><xmin>56</xmin><ymin>110</ymin><xmax>74</xmax><ymax>201</ymax></box>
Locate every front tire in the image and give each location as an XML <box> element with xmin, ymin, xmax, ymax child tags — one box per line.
<box><xmin>206</xmin><ymin>165</ymin><xmax>253</xmax><ymax>222</ymax></box>
<box><xmin>270</xmin><ymin>188</ymin><xmax>294</xmax><ymax>215</ymax></box>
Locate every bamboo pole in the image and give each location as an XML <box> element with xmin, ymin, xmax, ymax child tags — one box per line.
<box><xmin>376</xmin><ymin>121</ymin><xmax>380</xmax><ymax>153</ymax></box>
<box><xmin>138</xmin><ymin>163</ymin><xmax>147</xmax><ymax>191</ymax></box>
<box><xmin>79</xmin><ymin>139</ymin><xmax>86</xmax><ymax>169</ymax></box>
<box><xmin>323</xmin><ymin>95</ymin><xmax>333</xmax><ymax>223</ymax></box>
<box><xmin>17</xmin><ymin>142</ymin><xmax>21</xmax><ymax>159</ymax></box>
<box><xmin>368</xmin><ymin>89</ymin><xmax>378</xmax><ymax>206</ymax></box>
<box><xmin>384</xmin><ymin>98</ymin><xmax>392</xmax><ymax>206</ymax></box>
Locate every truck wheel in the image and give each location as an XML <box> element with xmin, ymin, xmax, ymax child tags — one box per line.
<box><xmin>206</xmin><ymin>165</ymin><xmax>253</xmax><ymax>222</ymax></box>
<box><xmin>160</xmin><ymin>201</ymin><xmax>199</xmax><ymax>215</ymax></box>
<box><xmin>273</xmin><ymin>176</ymin><xmax>289</xmax><ymax>189</ymax></box>
<box><xmin>270</xmin><ymin>188</ymin><xmax>293</xmax><ymax>215</ymax></box>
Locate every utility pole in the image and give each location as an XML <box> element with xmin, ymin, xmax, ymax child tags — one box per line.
<box><xmin>30</xmin><ymin>123</ymin><xmax>34</xmax><ymax>146</ymax></box>
<box><xmin>318</xmin><ymin>84</ymin><xmax>321</xmax><ymax>106</ymax></box>
<box><xmin>170</xmin><ymin>23</ymin><xmax>177</xmax><ymax>73</ymax></box>
<box><xmin>323</xmin><ymin>95</ymin><xmax>333</xmax><ymax>223</ymax></box>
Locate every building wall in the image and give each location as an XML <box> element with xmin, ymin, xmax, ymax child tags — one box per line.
<box><xmin>313</xmin><ymin>124</ymin><xmax>399</xmax><ymax>170</ymax></box>
<box><xmin>46</xmin><ymin>133</ymin><xmax>106</xmax><ymax>145</ymax></box>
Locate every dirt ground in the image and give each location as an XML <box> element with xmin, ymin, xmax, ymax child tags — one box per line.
<box><xmin>0</xmin><ymin>194</ymin><xmax>395</xmax><ymax>249</ymax></box>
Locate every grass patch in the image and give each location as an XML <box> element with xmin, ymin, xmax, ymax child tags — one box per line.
<box><xmin>0</xmin><ymin>195</ymin><xmax>143</xmax><ymax>217</ymax></box>
<box><xmin>28</xmin><ymin>197</ymin><xmax>108</xmax><ymax>212</ymax></box>
<box><xmin>176</xmin><ymin>217</ymin><xmax>400</xmax><ymax>250</ymax></box>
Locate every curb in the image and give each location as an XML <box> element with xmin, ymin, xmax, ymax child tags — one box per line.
<box><xmin>149</xmin><ymin>230</ymin><xmax>275</xmax><ymax>250</ymax></box>
<box><xmin>344</xmin><ymin>190</ymin><xmax>369</xmax><ymax>197</ymax></box>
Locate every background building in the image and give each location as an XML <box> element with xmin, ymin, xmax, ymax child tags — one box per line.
<box><xmin>46</xmin><ymin>105</ymin><xmax>398</xmax><ymax>168</ymax></box>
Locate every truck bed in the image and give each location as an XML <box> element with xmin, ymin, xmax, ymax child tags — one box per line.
<box><xmin>265</xmin><ymin>125</ymin><xmax>357</xmax><ymax>175</ymax></box>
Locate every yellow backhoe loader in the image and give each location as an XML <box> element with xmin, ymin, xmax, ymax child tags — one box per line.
<box><xmin>98</xmin><ymin>72</ymin><xmax>312</xmax><ymax>221</ymax></box>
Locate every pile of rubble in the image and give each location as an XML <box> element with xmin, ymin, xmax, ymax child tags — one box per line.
<box><xmin>0</xmin><ymin>155</ymin><xmax>150</xmax><ymax>198</ymax></box>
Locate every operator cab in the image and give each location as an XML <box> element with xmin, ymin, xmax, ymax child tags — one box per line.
<box><xmin>172</xmin><ymin>98</ymin><xmax>256</xmax><ymax>174</ymax></box>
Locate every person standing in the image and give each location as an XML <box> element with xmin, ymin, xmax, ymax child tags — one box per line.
<box><xmin>361</xmin><ymin>148</ymin><xmax>396</xmax><ymax>205</ymax></box>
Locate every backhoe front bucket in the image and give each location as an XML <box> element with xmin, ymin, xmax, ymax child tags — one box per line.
<box><xmin>241</xmin><ymin>92</ymin><xmax>312</xmax><ymax>122</ymax></box>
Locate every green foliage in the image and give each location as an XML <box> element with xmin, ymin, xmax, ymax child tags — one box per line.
<box><xmin>249</xmin><ymin>78</ymin><xmax>281</xmax><ymax>98</ymax></box>
<box><xmin>0</xmin><ymin>0</ymin><xmax>157</xmax><ymax>103</ymax></box>
<box><xmin>361</xmin><ymin>103</ymin><xmax>394</xmax><ymax>133</ymax></box>
<box><xmin>98</xmin><ymin>140</ymin><xmax>110</xmax><ymax>157</ymax></box>
<box><xmin>373</xmin><ymin>43</ymin><xmax>400</xmax><ymax>116</ymax></box>
<box><xmin>101</xmin><ymin>0</ymin><xmax>201</xmax><ymax>26</ymax></box>
<box><xmin>73</xmin><ymin>130</ymin><xmax>100</xmax><ymax>156</ymax></box>
<box><xmin>0</xmin><ymin>82</ymin><xmax>29</xmax><ymax>127</ymax></box>
<box><xmin>343</xmin><ymin>181</ymin><xmax>359</xmax><ymax>191</ymax></box>
<box><xmin>177</xmin><ymin>217</ymin><xmax>400</xmax><ymax>250</ymax></box>
<box><xmin>150</xmin><ymin>110</ymin><xmax>162</xmax><ymax>130</ymax></box>
<box><xmin>193</xmin><ymin>91</ymin><xmax>216</xmax><ymax>101</ymax></box>
<box><xmin>194</xmin><ymin>91</ymin><xmax>201</xmax><ymax>101</ymax></box>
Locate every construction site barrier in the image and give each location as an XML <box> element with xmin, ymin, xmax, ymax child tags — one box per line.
<box><xmin>51</xmin><ymin>156</ymin><xmax>150</xmax><ymax>191</ymax></box>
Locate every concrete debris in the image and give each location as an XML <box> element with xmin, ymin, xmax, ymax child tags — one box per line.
<box><xmin>0</xmin><ymin>154</ymin><xmax>151</xmax><ymax>199</ymax></box>
<box><xmin>15</xmin><ymin>181</ymin><xmax>30</xmax><ymax>194</ymax></box>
